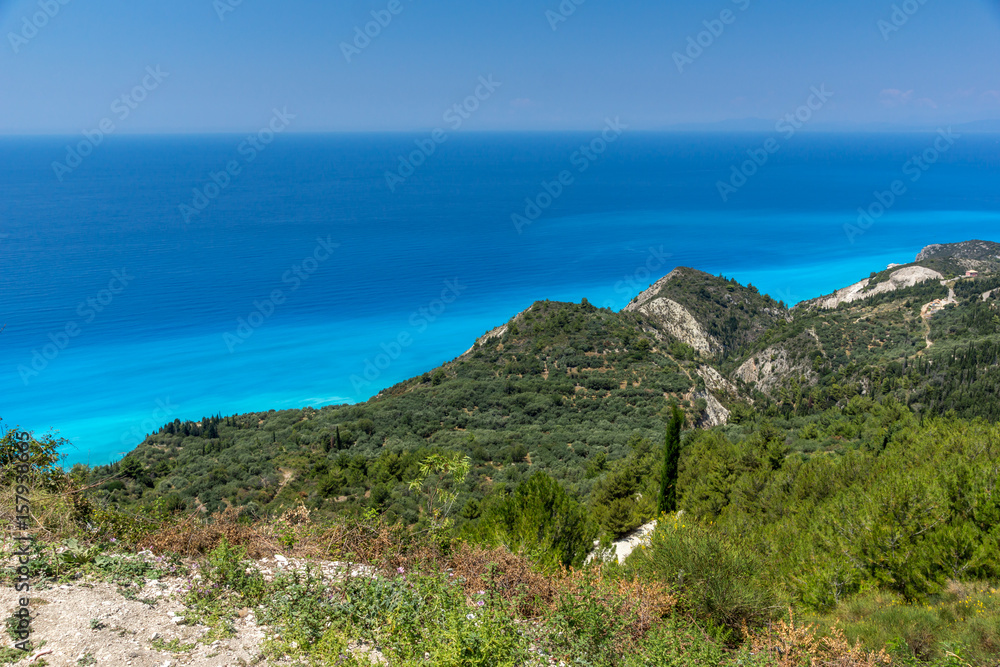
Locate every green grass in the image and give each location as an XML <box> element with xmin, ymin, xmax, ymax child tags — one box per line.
<box><xmin>812</xmin><ymin>584</ymin><xmax>1000</xmax><ymax>665</ymax></box>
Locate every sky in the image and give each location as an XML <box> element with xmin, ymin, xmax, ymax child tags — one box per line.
<box><xmin>1</xmin><ymin>0</ymin><xmax>999</xmax><ymax>133</ymax></box>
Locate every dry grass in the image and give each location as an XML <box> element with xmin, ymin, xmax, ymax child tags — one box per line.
<box><xmin>139</xmin><ymin>504</ymin><xmax>442</xmax><ymax>571</ymax></box>
<box><xmin>747</xmin><ymin>609</ymin><xmax>892</xmax><ymax>667</ymax></box>
<box><xmin>139</xmin><ymin>506</ymin><xmax>276</xmax><ymax>557</ymax></box>
<box><xmin>0</xmin><ymin>480</ymin><xmax>89</xmax><ymax>543</ymax></box>
<box><xmin>448</xmin><ymin>543</ymin><xmax>561</xmax><ymax>617</ymax></box>
<box><xmin>562</xmin><ymin>563</ymin><xmax>678</xmax><ymax>653</ymax></box>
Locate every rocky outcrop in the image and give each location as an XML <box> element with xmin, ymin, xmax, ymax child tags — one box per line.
<box><xmin>695</xmin><ymin>390</ymin><xmax>730</xmax><ymax>428</ymax></box>
<box><xmin>697</xmin><ymin>365</ymin><xmax>739</xmax><ymax>399</ymax></box>
<box><xmin>586</xmin><ymin>520</ymin><xmax>659</xmax><ymax>565</ymax></box>
<box><xmin>694</xmin><ymin>365</ymin><xmax>739</xmax><ymax>426</ymax></box>
<box><xmin>626</xmin><ymin>297</ymin><xmax>719</xmax><ymax>355</ymax></box>
<box><xmin>626</xmin><ymin>268</ymin><xmax>686</xmax><ymax>309</ymax></box>
<box><xmin>805</xmin><ymin>266</ymin><xmax>944</xmax><ymax>310</ymax></box>
<box><xmin>733</xmin><ymin>345</ymin><xmax>814</xmax><ymax>395</ymax></box>
<box><xmin>917</xmin><ymin>240</ymin><xmax>1000</xmax><ymax>262</ymax></box>
<box><xmin>461</xmin><ymin>308</ymin><xmax>530</xmax><ymax>356</ymax></box>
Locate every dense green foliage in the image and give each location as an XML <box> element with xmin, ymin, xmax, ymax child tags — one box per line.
<box><xmin>729</xmin><ymin>275</ymin><xmax>1000</xmax><ymax>423</ymax></box>
<box><xmin>8</xmin><ymin>242</ymin><xmax>1000</xmax><ymax>664</ymax></box>
<box><xmin>80</xmin><ymin>300</ymin><xmax>711</xmax><ymax>530</ymax></box>
<box><xmin>631</xmin><ymin>267</ymin><xmax>789</xmax><ymax>356</ymax></box>
<box><xmin>625</xmin><ymin>517</ymin><xmax>776</xmax><ymax>642</ymax></box>
<box><xmin>657</xmin><ymin>406</ymin><xmax>683</xmax><ymax>515</ymax></box>
<box><xmin>68</xmin><ymin>253</ymin><xmax>1000</xmax><ymax>556</ymax></box>
<box><xmin>678</xmin><ymin>408</ymin><xmax>1000</xmax><ymax>607</ymax></box>
<box><xmin>463</xmin><ymin>472</ymin><xmax>598</xmax><ymax>570</ymax></box>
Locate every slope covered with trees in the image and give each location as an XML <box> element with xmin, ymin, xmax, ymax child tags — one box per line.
<box><xmin>80</xmin><ymin>242</ymin><xmax>1000</xmax><ymax>540</ymax></box>
<box><xmin>7</xmin><ymin>240</ymin><xmax>1000</xmax><ymax>665</ymax></box>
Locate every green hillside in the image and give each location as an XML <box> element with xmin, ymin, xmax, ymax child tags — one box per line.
<box><xmin>65</xmin><ymin>242</ymin><xmax>1000</xmax><ymax>550</ymax></box>
<box><xmin>81</xmin><ymin>299</ymin><xmax>707</xmax><ymax>537</ymax></box>
<box><xmin>7</xmin><ymin>240</ymin><xmax>1000</xmax><ymax>665</ymax></box>
<box><xmin>626</xmin><ymin>267</ymin><xmax>789</xmax><ymax>356</ymax></box>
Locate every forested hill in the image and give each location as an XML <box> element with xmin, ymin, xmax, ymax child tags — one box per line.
<box><xmin>624</xmin><ymin>267</ymin><xmax>788</xmax><ymax>357</ymax></box>
<box><xmin>83</xmin><ymin>240</ymin><xmax>1000</xmax><ymax>539</ymax></box>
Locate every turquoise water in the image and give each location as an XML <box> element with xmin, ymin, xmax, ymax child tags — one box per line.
<box><xmin>1</xmin><ymin>133</ymin><xmax>997</xmax><ymax>465</ymax></box>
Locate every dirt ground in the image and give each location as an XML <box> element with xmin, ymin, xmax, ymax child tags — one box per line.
<box><xmin>1</xmin><ymin>555</ymin><xmax>384</xmax><ymax>667</ymax></box>
<box><xmin>2</xmin><ymin>577</ymin><xmax>266</xmax><ymax>666</ymax></box>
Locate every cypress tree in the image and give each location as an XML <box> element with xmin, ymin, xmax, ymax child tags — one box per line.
<box><xmin>658</xmin><ymin>405</ymin><xmax>684</xmax><ymax>515</ymax></box>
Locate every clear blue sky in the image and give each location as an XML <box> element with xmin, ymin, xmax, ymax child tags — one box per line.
<box><xmin>2</xmin><ymin>0</ymin><xmax>999</xmax><ymax>133</ymax></box>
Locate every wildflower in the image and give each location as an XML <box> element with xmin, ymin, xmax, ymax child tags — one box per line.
<box><xmin>466</xmin><ymin>613</ymin><xmax>476</xmax><ymax>620</ymax></box>
<box><xmin>477</xmin><ymin>600</ymin><xmax>485</xmax><ymax>607</ymax></box>
<box><xmin>477</xmin><ymin>590</ymin><xmax>485</xmax><ymax>595</ymax></box>
<box><xmin>397</xmin><ymin>567</ymin><xmax>405</xmax><ymax>574</ymax></box>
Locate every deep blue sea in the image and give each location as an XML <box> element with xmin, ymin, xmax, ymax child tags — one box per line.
<box><xmin>1</xmin><ymin>132</ymin><xmax>998</xmax><ymax>466</ymax></box>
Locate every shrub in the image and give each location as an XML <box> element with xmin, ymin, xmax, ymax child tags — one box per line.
<box><xmin>337</xmin><ymin>570</ymin><xmax>529</xmax><ymax>667</ymax></box>
<box><xmin>467</xmin><ymin>472</ymin><xmax>598</xmax><ymax>570</ymax></box>
<box><xmin>543</xmin><ymin>564</ymin><xmax>676</xmax><ymax>666</ymax></box>
<box><xmin>202</xmin><ymin>538</ymin><xmax>265</xmax><ymax>603</ymax></box>
<box><xmin>449</xmin><ymin>544</ymin><xmax>559</xmax><ymax>617</ymax></box>
<box><xmin>257</xmin><ymin>566</ymin><xmax>335</xmax><ymax>648</ymax></box>
<box><xmin>624</xmin><ymin>616</ymin><xmax>727</xmax><ymax>667</ymax></box>
<box><xmin>624</xmin><ymin>517</ymin><xmax>776</xmax><ymax>642</ymax></box>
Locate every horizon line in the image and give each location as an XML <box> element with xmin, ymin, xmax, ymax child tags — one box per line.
<box><xmin>2</xmin><ymin>128</ymin><xmax>1000</xmax><ymax>139</ymax></box>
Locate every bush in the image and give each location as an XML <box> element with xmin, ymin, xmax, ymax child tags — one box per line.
<box><xmin>543</xmin><ymin>564</ymin><xmax>676</xmax><ymax>666</ymax></box>
<box><xmin>624</xmin><ymin>517</ymin><xmax>777</xmax><ymax>642</ymax></box>
<box><xmin>337</xmin><ymin>570</ymin><xmax>529</xmax><ymax>666</ymax></box>
<box><xmin>468</xmin><ymin>473</ymin><xmax>598</xmax><ymax>570</ymax></box>
<box><xmin>624</xmin><ymin>616</ymin><xmax>727</xmax><ymax>667</ymax></box>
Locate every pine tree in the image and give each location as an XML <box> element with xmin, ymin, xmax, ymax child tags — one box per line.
<box><xmin>658</xmin><ymin>405</ymin><xmax>684</xmax><ymax>515</ymax></box>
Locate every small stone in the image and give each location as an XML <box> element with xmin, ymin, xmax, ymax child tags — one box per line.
<box><xmin>151</xmin><ymin>632</ymin><xmax>160</xmax><ymax>640</ymax></box>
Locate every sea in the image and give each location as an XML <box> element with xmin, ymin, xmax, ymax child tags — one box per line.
<box><xmin>1</xmin><ymin>132</ymin><xmax>998</xmax><ymax>466</ymax></box>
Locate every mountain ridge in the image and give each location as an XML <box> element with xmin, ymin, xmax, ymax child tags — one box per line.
<box><xmin>82</xmin><ymin>240</ymin><xmax>1000</xmax><ymax>536</ymax></box>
